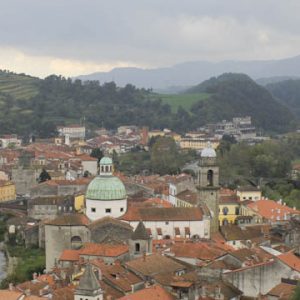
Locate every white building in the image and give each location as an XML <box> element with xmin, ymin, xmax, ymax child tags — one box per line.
<box><xmin>0</xmin><ymin>135</ymin><xmax>22</xmax><ymax>148</ymax></box>
<box><xmin>85</xmin><ymin>157</ymin><xmax>127</xmax><ymax>221</ymax></box>
<box><xmin>57</xmin><ymin>124</ymin><xmax>86</xmax><ymax>139</ymax></box>
<box><xmin>121</xmin><ymin>206</ymin><xmax>210</xmax><ymax>240</ymax></box>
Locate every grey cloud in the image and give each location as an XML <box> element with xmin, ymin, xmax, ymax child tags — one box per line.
<box><xmin>1</xmin><ymin>0</ymin><xmax>300</xmax><ymax>73</ymax></box>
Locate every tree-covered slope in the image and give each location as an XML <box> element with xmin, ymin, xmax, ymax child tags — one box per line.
<box><xmin>265</xmin><ymin>79</ymin><xmax>300</xmax><ymax>118</ymax></box>
<box><xmin>0</xmin><ymin>71</ymin><xmax>296</xmax><ymax>137</ymax></box>
<box><xmin>185</xmin><ymin>73</ymin><xmax>295</xmax><ymax>133</ymax></box>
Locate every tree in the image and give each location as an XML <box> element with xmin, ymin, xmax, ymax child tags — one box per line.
<box><xmin>90</xmin><ymin>148</ymin><xmax>104</xmax><ymax>169</ymax></box>
<box><xmin>38</xmin><ymin>169</ymin><xmax>51</xmax><ymax>183</ymax></box>
<box><xmin>291</xmin><ymin>285</ymin><xmax>300</xmax><ymax>300</ymax></box>
<box><xmin>150</xmin><ymin>136</ymin><xmax>180</xmax><ymax>175</ymax></box>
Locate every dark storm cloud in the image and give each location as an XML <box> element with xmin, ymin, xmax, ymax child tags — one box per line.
<box><xmin>1</xmin><ymin>0</ymin><xmax>300</xmax><ymax>76</ymax></box>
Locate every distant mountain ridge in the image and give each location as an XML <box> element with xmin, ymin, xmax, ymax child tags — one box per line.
<box><xmin>76</xmin><ymin>55</ymin><xmax>300</xmax><ymax>90</ymax></box>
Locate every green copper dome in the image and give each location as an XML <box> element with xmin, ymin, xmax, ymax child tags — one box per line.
<box><xmin>100</xmin><ymin>157</ymin><xmax>112</xmax><ymax>165</ymax></box>
<box><xmin>86</xmin><ymin>175</ymin><xmax>126</xmax><ymax>200</ymax></box>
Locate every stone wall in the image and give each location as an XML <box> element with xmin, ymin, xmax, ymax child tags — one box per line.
<box><xmin>45</xmin><ymin>224</ymin><xmax>90</xmax><ymax>271</ymax></box>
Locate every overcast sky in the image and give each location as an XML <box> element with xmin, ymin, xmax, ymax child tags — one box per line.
<box><xmin>1</xmin><ymin>0</ymin><xmax>300</xmax><ymax>77</ymax></box>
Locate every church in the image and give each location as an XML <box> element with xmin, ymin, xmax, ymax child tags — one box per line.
<box><xmin>45</xmin><ymin>148</ymin><xmax>216</xmax><ymax>270</ymax></box>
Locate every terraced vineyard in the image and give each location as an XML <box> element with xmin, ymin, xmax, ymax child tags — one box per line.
<box><xmin>0</xmin><ymin>71</ymin><xmax>39</xmax><ymax>100</ymax></box>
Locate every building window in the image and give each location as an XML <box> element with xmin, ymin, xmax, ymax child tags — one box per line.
<box><xmin>222</xmin><ymin>207</ymin><xmax>229</xmax><ymax>215</ymax></box>
<box><xmin>207</xmin><ymin>169</ymin><xmax>214</xmax><ymax>186</ymax></box>
<box><xmin>165</xmin><ymin>221</ymin><xmax>169</xmax><ymax>225</ymax></box>
<box><xmin>120</xmin><ymin>207</ymin><xmax>124</xmax><ymax>212</ymax></box>
<box><xmin>235</xmin><ymin>207</ymin><xmax>239</xmax><ymax>215</ymax></box>
<box><xmin>91</xmin><ymin>207</ymin><xmax>96</xmax><ymax>212</ymax></box>
<box><xmin>105</xmin><ymin>208</ymin><xmax>111</xmax><ymax>213</ymax></box>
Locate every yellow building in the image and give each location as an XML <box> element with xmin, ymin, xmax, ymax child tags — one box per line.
<box><xmin>219</xmin><ymin>195</ymin><xmax>240</xmax><ymax>226</ymax></box>
<box><xmin>74</xmin><ymin>193</ymin><xmax>85</xmax><ymax>212</ymax></box>
<box><xmin>148</xmin><ymin>130</ymin><xmax>166</xmax><ymax>139</ymax></box>
<box><xmin>237</xmin><ymin>186</ymin><xmax>261</xmax><ymax>202</ymax></box>
<box><xmin>179</xmin><ymin>138</ymin><xmax>219</xmax><ymax>151</ymax></box>
<box><xmin>0</xmin><ymin>181</ymin><xmax>16</xmax><ymax>202</ymax></box>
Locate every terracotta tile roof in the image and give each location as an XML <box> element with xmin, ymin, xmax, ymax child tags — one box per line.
<box><xmin>91</xmin><ymin>259</ymin><xmax>143</xmax><ymax>293</ymax></box>
<box><xmin>219</xmin><ymin>188</ymin><xmax>236</xmax><ymax>196</ymax></box>
<box><xmin>266</xmin><ymin>282</ymin><xmax>296</xmax><ymax>299</ymax></box>
<box><xmin>121</xmin><ymin>207</ymin><xmax>203</xmax><ymax>221</ymax></box>
<box><xmin>74</xmin><ymin>154</ymin><xmax>97</xmax><ymax>161</ymax></box>
<box><xmin>220</xmin><ymin>225</ymin><xmax>263</xmax><ymax>241</ymax></box>
<box><xmin>0</xmin><ymin>290</ymin><xmax>23</xmax><ymax>300</ymax></box>
<box><xmin>277</xmin><ymin>251</ymin><xmax>300</xmax><ymax>272</ymax></box>
<box><xmin>36</xmin><ymin>274</ymin><xmax>55</xmax><ymax>286</ymax></box>
<box><xmin>100</xmin><ymin>280</ymin><xmax>124</xmax><ymax>299</ymax></box>
<box><xmin>237</xmin><ymin>185</ymin><xmax>260</xmax><ymax>192</ymax></box>
<box><xmin>118</xmin><ymin>284</ymin><xmax>176</xmax><ymax>300</ymax></box>
<box><xmin>143</xmin><ymin>197</ymin><xmax>173</xmax><ymax>208</ymax></box>
<box><xmin>88</xmin><ymin>216</ymin><xmax>132</xmax><ymax>231</ymax></box>
<box><xmin>176</xmin><ymin>190</ymin><xmax>198</xmax><ymax>205</ymax></box>
<box><xmin>59</xmin><ymin>249</ymin><xmax>81</xmax><ymax>261</ymax></box>
<box><xmin>219</xmin><ymin>195</ymin><xmax>240</xmax><ymax>204</ymax></box>
<box><xmin>247</xmin><ymin>200</ymin><xmax>300</xmax><ymax>221</ymax></box>
<box><xmin>52</xmin><ymin>286</ymin><xmax>75</xmax><ymax>300</ymax></box>
<box><xmin>125</xmin><ymin>253</ymin><xmax>185</xmax><ymax>277</ymax></box>
<box><xmin>230</xmin><ymin>247</ymin><xmax>273</xmax><ymax>265</ymax></box>
<box><xmin>80</xmin><ymin>243</ymin><xmax>129</xmax><ymax>257</ymax></box>
<box><xmin>17</xmin><ymin>280</ymin><xmax>48</xmax><ymax>296</ymax></box>
<box><xmin>171</xmin><ymin>242</ymin><xmax>227</xmax><ymax>261</ymax></box>
<box><xmin>45</xmin><ymin>213</ymin><xmax>90</xmax><ymax>226</ymax></box>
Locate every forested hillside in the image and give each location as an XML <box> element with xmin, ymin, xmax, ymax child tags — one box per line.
<box><xmin>265</xmin><ymin>79</ymin><xmax>300</xmax><ymax>118</ymax></box>
<box><xmin>0</xmin><ymin>70</ymin><xmax>296</xmax><ymax>137</ymax></box>
<box><xmin>185</xmin><ymin>73</ymin><xmax>296</xmax><ymax>133</ymax></box>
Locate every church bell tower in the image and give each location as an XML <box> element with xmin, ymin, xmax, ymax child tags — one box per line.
<box><xmin>196</xmin><ymin>143</ymin><xmax>219</xmax><ymax>233</ymax></box>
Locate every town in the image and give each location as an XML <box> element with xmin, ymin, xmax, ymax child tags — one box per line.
<box><xmin>0</xmin><ymin>120</ymin><xmax>299</xmax><ymax>300</ymax></box>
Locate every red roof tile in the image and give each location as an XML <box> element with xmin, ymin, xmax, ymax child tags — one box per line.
<box><xmin>121</xmin><ymin>207</ymin><xmax>203</xmax><ymax>221</ymax></box>
<box><xmin>80</xmin><ymin>243</ymin><xmax>129</xmax><ymax>257</ymax></box>
<box><xmin>247</xmin><ymin>200</ymin><xmax>300</xmax><ymax>221</ymax></box>
<box><xmin>277</xmin><ymin>251</ymin><xmax>300</xmax><ymax>272</ymax></box>
<box><xmin>118</xmin><ymin>284</ymin><xmax>175</xmax><ymax>300</ymax></box>
<box><xmin>59</xmin><ymin>249</ymin><xmax>80</xmax><ymax>261</ymax></box>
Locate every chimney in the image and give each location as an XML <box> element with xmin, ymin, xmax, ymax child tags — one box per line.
<box><xmin>8</xmin><ymin>283</ymin><xmax>14</xmax><ymax>291</ymax></box>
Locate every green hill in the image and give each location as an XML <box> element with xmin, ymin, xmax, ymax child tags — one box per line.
<box><xmin>0</xmin><ymin>70</ymin><xmax>39</xmax><ymax>100</ymax></box>
<box><xmin>154</xmin><ymin>92</ymin><xmax>210</xmax><ymax>113</ymax></box>
<box><xmin>184</xmin><ymin>73</ymin><xmax>295</xmax><ymax>133</ymax></box>
<box><xmin>0</xmin><ymin>71</ymin><xmax>296</xmax><ymax>137</ymax></box>
<box><xmin>265</xmin><ymin>79</ymin><xmax>300</xmax><ymax>119</ymax></box>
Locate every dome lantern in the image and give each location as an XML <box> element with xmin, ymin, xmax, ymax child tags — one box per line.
<box><xmin>99</xmin><ymin>156</ymin><xmax>113</xmax><ymax>176</ymax></box>
<box><xmin>201</xmin><ymin>142</ymin><xmax>216</xmax><ymax>158</ymax></box>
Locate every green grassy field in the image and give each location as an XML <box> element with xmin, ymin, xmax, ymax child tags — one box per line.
<box><xmin>0</xmin><ymin>72</ymin><xmax>39</xmax><ymax>100</ymax></box>
<box><xmin>155</xmin><ymin>93</ymin><xmax>210</xmax><ymax>113</ymax></box>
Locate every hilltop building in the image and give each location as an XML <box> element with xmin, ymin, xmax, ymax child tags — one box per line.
<box><xmin>57</xmin><ymin>124</ymin><xmax>86</xmax><ymax>139</ymax></box>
